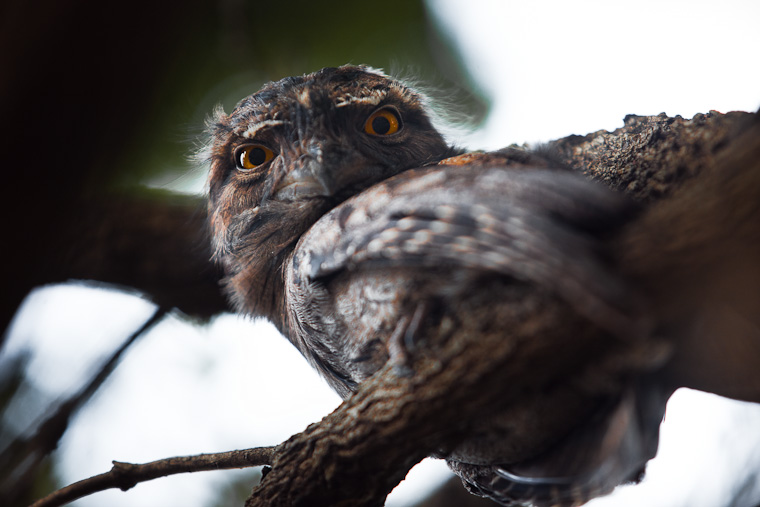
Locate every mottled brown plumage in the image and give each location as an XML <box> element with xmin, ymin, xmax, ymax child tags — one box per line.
<box><xmin>204</xmin><ymin>65</ymin><xmax>672</xmax><ymax>506</ymax></box>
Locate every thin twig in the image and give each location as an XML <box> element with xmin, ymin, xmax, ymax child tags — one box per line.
<box><xmin>1</xmin><ymin>306</ymin><xmax>169</xmax><ymax>505</ymax></box>
<box><xmin>30</xmin><ymin>446</ymin><xmax>278</xmax><ymax>507</ymax></box>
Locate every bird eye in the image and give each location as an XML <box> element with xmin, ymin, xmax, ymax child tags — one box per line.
<box><xmin>236</xmin><ymin>144</ymin><xmax>275</xmax><ymax>171</ymax></box>
<box><xmin>364</xmin><ymin>108</ymin><xmax>401</xmax><ymax>136</ymax></box>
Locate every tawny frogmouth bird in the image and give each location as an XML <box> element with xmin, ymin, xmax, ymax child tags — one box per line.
<box><xmin>204</xmin><ymin>65</ymin><xmax>760</xmax><ymax>506</ymax></box>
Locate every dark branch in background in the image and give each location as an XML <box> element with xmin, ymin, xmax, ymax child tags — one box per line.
<box><xmin>30</xmin><ymin>446</ymin><xmax>277</xmax><ymax>507</ymax></box>
<box><xmin>0</xmin><ymin>308</ymin><xmax>168</xmax><ymax>506</ymax></box>
<box><xmin>61</xmin><ymin>193</ymin><xmax>230</xmax><ymax>320</ymax></box>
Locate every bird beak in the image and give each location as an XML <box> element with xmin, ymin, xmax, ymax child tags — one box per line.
<box><xmin>273</xmin><ymin>164</ymin><xmax>334</xmax><ymax>201</ymax></box>
<box><xmin>272</xmin><ymin>142</ymin><xmax>373</xmax><ymax>201</ymax></box>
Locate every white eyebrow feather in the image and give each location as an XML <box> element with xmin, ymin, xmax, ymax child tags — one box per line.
<box><xmin>297</xmin><ymin>89</ymin><xmax>311</xmax><ymax>106</ymax></box>
<box><xmin>243</xmin><ymin>119</ymin><xmax>286</xmax><ymax>138</ymax></box>
<box><xmin>335</xmin><ymin>91</ymin><xmax>386</xmax><ymax>108</ymax></box>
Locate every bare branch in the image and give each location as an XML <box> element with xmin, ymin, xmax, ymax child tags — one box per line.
<box><xmin>1</xmin><ymin>307</ymin><xmax>168</xmax><ymax>506</ymax></box>
<box><xmin>30</xmin><ymin>446</ymin><xmax>277</xmax><ymax>507</ymax></box>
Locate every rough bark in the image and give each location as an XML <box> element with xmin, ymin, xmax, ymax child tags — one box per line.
<box><xmin>550</xmin><ymin>111</ymin><xmax>752</xmax><ymax>202</ymax></box>
<box><xmin>247</xmin><ymin>286</ymin><xmax>606</xmax><ymax>506</ymax></box>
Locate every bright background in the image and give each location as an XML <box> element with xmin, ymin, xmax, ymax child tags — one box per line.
<box><xmin>3</xmin><ymin>1</ymin><xmax>760</xmax><ymax>506</ymax></box>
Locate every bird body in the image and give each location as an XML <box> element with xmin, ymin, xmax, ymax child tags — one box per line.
<box><xmin>204</xmin><ymin>65</ymin><xmax>706</xmax><ymax>506</ymax></box>
<box><xmin>283</xmin><ymin>162</ymin><xmax>670</xmax><ymax>505</ymax></box>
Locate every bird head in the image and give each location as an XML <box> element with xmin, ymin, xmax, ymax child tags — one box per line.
<box><xmin>204</xmin><ymin>65</ymin><xmax>454</xmax><ymax>320</ymax></box>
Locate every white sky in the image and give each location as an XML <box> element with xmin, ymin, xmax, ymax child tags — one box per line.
<box><xmin>432</xmin><ymin>0</ymin><xmax>760</xmax><ymax>149</ymax></box>
<box><xmin>4</xmin><ymin>1</ymin><xmax>760</xmax><ymax>506</ymax></box>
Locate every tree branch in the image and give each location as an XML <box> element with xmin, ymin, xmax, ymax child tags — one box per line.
<box><xmin>30</xmin><ymin>446</ymin><xmax>277</xmax><ymax>507</ymax></box>
<box><xmin>0</xmin><ymin>307</ymin><xmax>168</xmax><ymax>506</ymax></box>
<box><xmin>2</xmin><ymin>192</ymin><xmax>230</xmax><ymax>340</ymax></box>
<box><xmin>246</xmin><ymin>291</ymin><xmax>617</xmax><ymax>506</ymax></box>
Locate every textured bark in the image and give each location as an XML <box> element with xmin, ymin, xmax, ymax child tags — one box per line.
<box><xmin>550</xmin><ymin>110</ymin><xmax>753</xmax><ymax>202</ymax></box>
<box><xmin>615</xmin><ymin>114</ymin><xmax>760</xmax><ymax>403</ymax></box>
<box><xmin>247</xmin><ymin>289</ymin><xmax>610</xmax><ymax>506</ymax></box>
<box><xmin>550</xmin><ymin>110</ymin><xmax>760</xmax><ymax>403</ymax></box>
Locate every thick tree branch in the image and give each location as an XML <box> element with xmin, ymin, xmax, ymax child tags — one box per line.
<box><xmin>616</xmin><ymin>113</ymin><xmax>760</xmax><ymax>402</ymax></box>
<box><xmin>246</xmin><ymin>291</ymin><xmax>631</xmax><ymax>506</ymax></box>
<box><xmin>549</xmin><ymin>110</ymin><xmax>753</xmax><ymax>202</ymax></box>
<box><xmin>30</xmin><ymin>446</ymin><xmax>277</xmax><ymax>507</ymax></box>
<box><xmin>56</xmin><ymin>193</ymin><xmax>230</xmax><ymax>320</ymax></box>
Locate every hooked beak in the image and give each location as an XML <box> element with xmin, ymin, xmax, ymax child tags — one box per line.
<box><xmin>271</xmin><ymin>140</ymin><xmax>388</xmax><ymax>203</ymax></box>
<box><xmin>273</xmin><ymin>164</ymin><xmax>334</xmax><ymax>201</ymax></box>
<box><xmin>272</xmin><ymin>143</ymin><xmax>374</xmax><ymax>202</ymax></box>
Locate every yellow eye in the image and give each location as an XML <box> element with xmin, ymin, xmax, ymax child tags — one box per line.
<box><xmin>236</xmin><ymin>144</ymin><xmax>275</xmax><ymax>171</ymax></box>
<box><xmin>364</xmin><ymin>108</ymin><xmax>401</xmax><ymax>136</ymax></box>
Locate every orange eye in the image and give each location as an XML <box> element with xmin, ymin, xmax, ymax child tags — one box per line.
<box><xmin>364</xmin><ymin>108</ymin><xmax>401</xmax><ymax>136</ymax></box>
<box><xmin>236</xmin><ymin>144</ymin><xmax>275</xmax><ymax>171</ymax></box>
